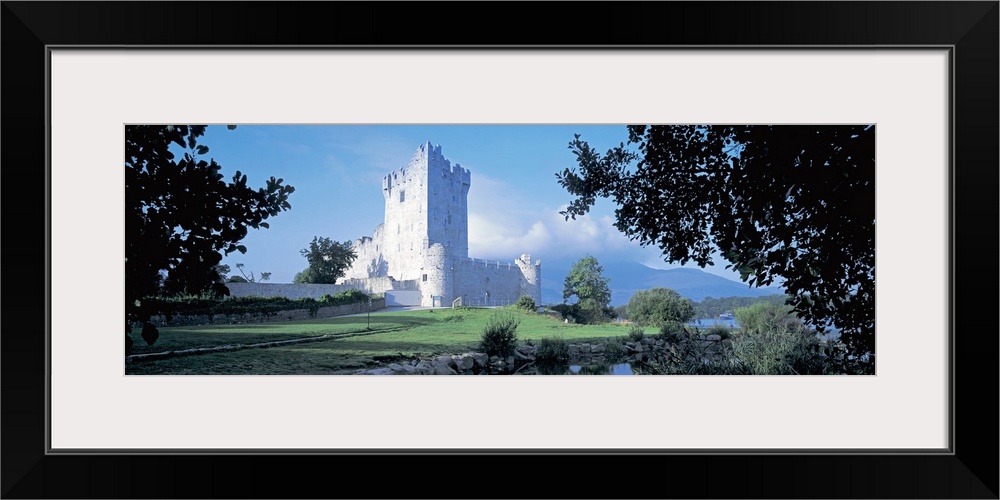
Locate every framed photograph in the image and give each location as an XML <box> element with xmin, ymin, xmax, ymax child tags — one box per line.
<box><xmin>4</xmin><ymin>2</ymin><xmax>996</xmax><ymax>498</ymax></box>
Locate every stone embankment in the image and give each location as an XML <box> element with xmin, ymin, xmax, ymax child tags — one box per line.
<box><xmin>353</xmin><ymin>332</ymin><xmax>788</xmax><ymax>375</ymax></box>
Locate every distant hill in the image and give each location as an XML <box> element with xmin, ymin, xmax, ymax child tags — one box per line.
<box><xmin>540</xmin><ymin>259</ymin><xmax>784</xmax><ymax>306</ymax></box>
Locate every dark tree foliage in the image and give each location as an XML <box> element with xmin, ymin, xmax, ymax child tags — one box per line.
<box><xmin>294</xmin><ymin>236</ymin><xmax>357</xmax><ymax>284</ymax></box>
<box><xmin>125</xmin><ymin>125</ymin><xmax>294</xmax><ymax>349</ymax></box>
<box><xmin>556</xmin><ymin>125</ymin><xmax>874</xmax><ymax>368</ymax></box>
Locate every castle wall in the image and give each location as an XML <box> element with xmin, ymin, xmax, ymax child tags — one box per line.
<box><xmin>450</xmin><ymin>256</ymin><xmax>541</xmax><ymax>307</ymax></box>
<box><xmin>335</xmin><ymin>142</ymin><xmax>541</xmax><ymax>308</ymax></box>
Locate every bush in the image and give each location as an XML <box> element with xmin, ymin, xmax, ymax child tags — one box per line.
<box><xmin>628</xmin><ymin>325</ymin><xmax>645</xmax><ymax>342</ymax></box>
<box><xmin>602</xmin><ymin>337</ymin><xmax>628</xmax><ymax>363</ymax></box>
<box><xmin>731</xmin><ymin>302</ymin><xmax>817</xmax><ymax>374</ymax></box>
<box><xmin>141</xmin><ymin>289</ymin><xmax>372</xmax><ymax>322</ymax></box>
<box><xmin>659</xmin><ymin>321</ymin><xmax>686</xmax><ymax>342</ymax></box>
<box><xmin>318</xmin><ymin>288</ymin><xmax>369</xmax><ymax>306</ymax></box>
<box><xmin>515</xmin><ymin>295</ymin><xmax>537</xmax><ymax>312</ymax></box>
<box><xmin>706</xmin><ymin>324</ymin><xmax>732</xmax><ymax>340</ymax></box>
<box><xmin>479</xmin><ymin>312</ymin><xmax>520</xmax><ymax>358</ymax></box>
<box><xmin>535</xmin><ymin>337</ymin><xmax>570</xmax><ymax>366</ymax></box>
<box><xmin>626</xmin><ymin>288</ymin><xmax>695</xmax><ymax>327</ymax></box>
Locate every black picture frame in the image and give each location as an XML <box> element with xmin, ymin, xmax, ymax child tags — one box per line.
<box><xmin>3</xmin><ymin>2</ymin><xmax>996</xmax><ymax>498</ymax></box>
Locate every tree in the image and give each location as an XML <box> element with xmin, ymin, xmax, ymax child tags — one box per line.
<box><xmin>214</xmin><ymin>264</ymin><xmax>232</xmax><ymax>282</ymax></box>
<box><xmin>229</xmin><ymin>263</ymin><xmax>271</xmax><ymax>283</ymax></box>
<box><xmin>294</xmin><ymin>236</ymin><xmax>357</xmax><ymax>284</ymax></box>
<box><xmin>556</xmin><ymin>125</ymin><xmax>874</xmax><ymax>368</ymax></box>
<box><xmin>514</xmin><ymin>294</ymin><xmax>537</xmax><ymax>312</ymax></box>
<box><xmin>626</xmin><ymin>288</ymin><xmax>695</xmax><ymax>328</ymax></box>
<box><xmin>126</xmin><ymin>125</ymin><xmax>294</xmax><ymax>350</ymax></box>
<box><xmin>562</xmin><ymin>255</ymin><xmax>614</xmax><ymax>324</ymax></box>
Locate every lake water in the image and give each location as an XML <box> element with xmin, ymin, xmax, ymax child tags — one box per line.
<box><xmin>687</xmin><ymin>318</ymin><xmax>841</xmax><ymax>339</ymax></box>
<box><xmin>568</xmin><ymin>363</ymin><xmax>633</xmax><ymax>375</ymax></box>
<box><xmin>688</xmin><ymin>318</ymin><xmax>740</xmax><ymax>329</ymax></box>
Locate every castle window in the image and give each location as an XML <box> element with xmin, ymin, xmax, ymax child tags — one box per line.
<box><xmin>399</xmin><ymin>190</ymin><xmax>405</xmax><ymax>202</ymax></box>
<box><xmin>422</xmin><ymin>274</ymin><xmax>427</xmax><ymax>282</ymax></box>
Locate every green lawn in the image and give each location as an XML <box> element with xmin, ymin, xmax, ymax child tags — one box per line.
<box><xmin>125</xmin><ymin>307</ymin><xmax>654</xmax><ymax>375</ymax></box>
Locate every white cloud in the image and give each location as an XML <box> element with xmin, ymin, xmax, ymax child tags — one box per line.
<box><xmin>466</xmin><ymin>172</ymin><xmax>657</xmax><ymax>262</ymax></box>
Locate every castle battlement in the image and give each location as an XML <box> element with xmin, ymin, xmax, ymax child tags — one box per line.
<box><xmin>342</xmin><ymin>143</ymin><xmax>540</xmax><ymax>307</ymax></box>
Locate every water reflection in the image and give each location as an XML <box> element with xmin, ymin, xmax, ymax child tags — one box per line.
<box><xmin>546</xmin><ymin>362</ymin><xmax>634</xmax><ymax>375</ymax></box>
<box><xmin>575</xmin><ymin>363</ymin><xmax>633</xmax><ymax>375</ymax></box>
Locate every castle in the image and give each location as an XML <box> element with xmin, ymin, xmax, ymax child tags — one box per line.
<box><xmin>337</xmin><ymin>142</ymin><xmax>541</xmax><ymax>308</ymax></box>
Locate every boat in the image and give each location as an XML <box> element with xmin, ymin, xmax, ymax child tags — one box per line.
<box><xmin>718</xmin><ymin>313</ymin><xmax>734</xmax><ymax>320</ymax></box>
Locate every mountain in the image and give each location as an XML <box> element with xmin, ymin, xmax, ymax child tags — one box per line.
<box><xmin>540</xmin><ymin>259</ymin><xmax>784</xmax><ymax>306</ymax></box>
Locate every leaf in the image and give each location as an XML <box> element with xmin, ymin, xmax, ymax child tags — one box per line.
<box><xmin>141</xmin><ymin>322</ymin><xmax>159</xmax><ymax>346</ymax></box>
<box><xmin>237</xmin><ymin>245</ymin><xmax>247</xmax><ymax>254</ymax></box>
<box><xmin>227</xmin><ymin>125</ymin><xmax>238</xmax><ymax>130</ymax></box>
<box><xmin>196</xmin><ymin>145</ymin><xmax>209</xmax><ymax>155</ymax></box>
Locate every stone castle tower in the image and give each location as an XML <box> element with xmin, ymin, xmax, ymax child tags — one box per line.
<box><xmin>341</xmin><ymin>142</ymin><xmax>541</xmax><ymax>307</ymax></box>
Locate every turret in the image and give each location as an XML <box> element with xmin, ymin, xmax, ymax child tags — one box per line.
<box><xmin>516</xmin><ymin>253</ymin><xmax>542</xmax><ymax>304</ymax></box>
<box><xmin>420</xmin><ymin>243</ymin><xmax>451</xmax><ymax>307</ymax></box>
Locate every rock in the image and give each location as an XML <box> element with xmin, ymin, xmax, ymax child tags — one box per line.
<box><xmin>506</xmin><ymin>356</ymin><xmax>515</xmax><ymax>366</ymax></box>
<box><xmin>433</xmin><ymin>362</ymin><xmax>457</xmax><ymax>375</ymax></box>
<box><xmin>568</xmin><ymin>344</ymin><xmax>580</xmax><ymax>355</ymax></box>
<box><xmin>435</xmin><ymin>355</ymin><xmax>457</xmax><ymax>368</ymax></box>
<box><xmin>453</xmin><ymin>354</ymin><xmax>475</xmax><ymax>372</ymax></box>
<box><xmin>490</xmin><ymin>355</ymin><xmax>502</xmax><ymax>364</ymax></box>
<box><xmin>472</xmin><ymin>353</ymin><xmax>489</xmax><ymax>367</ymax></box>
<box><xmin>722</xmin><ymin>339</ymin><xmax>733</xmax><ymax>348</ymax></box>
<box><xmin>388</xmin><ymin>363</ymin><xmax>404</xmax><ymax>371</ymax></box>
<box><xmin>363</xmin><ymin>368</ymin><xmax>394</xmax><ymax>375</ymax></box>
<box><xmin>514</xmin><ymin>350</ymin><xmax>532</xmax><ymax>361</ymax></box>
<box><xmin>706</xmin><ymin>334</ymin><xmax>722</xmax><ymax>341</ymax></box>
<box><xmin>579</xmin><ymin>344</ymin><xmax>591</xmax><ymax>354</ymax></box>
<box><xmin>591</xmin><ymin>343</ymin><xmax>606</xmax><ymax>353</ymax></box>
<box><xmin>642</xmin><ymin>337</ymin><xmax>655</xmax><ymax>345</ymax></box>
<box><xmin>400</xmin><ymin>364</ymin><xmax>417</xmax><ymax>374</ymax></box>
<box><xmin>633</xmin><ymin>344</ymin><xmax>644</xmax><ymax>353</ymax></box>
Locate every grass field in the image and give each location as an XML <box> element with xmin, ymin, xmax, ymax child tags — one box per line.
<box><xmin>125</xmin><ymin>307</ymin><xmax>652</xmax><ymax>375</ymax></box>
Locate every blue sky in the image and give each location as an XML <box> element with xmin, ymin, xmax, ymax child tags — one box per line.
<box><xmin>187</xmin><ymin>125</ymin><xmax>749</xmax><ymax>284</ymax></box>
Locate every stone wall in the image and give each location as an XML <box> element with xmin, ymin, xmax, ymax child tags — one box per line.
<box><xmin>147</xmin><ymin>298</ymin><xmax>386</xmax><ymax>327</ymax></box>
<box><xmin>451</xmin><ymin>257</ymin><xmax>540</xmax><ymax>306</ymax></box>
<box><xmin>226</xmin><ymin>278</ymin><xmax>418</xmax><ymax>299</ymax></box>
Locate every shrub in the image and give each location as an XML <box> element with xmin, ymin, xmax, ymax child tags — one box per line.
<box><xmin>659</xmin><ymin>321</ymin><xmax>686</xmax><ymax>342</ymax></box>
<box><xmin>628</xmin><ymin>325</ymin><xmax>645</xmax><ymax>342</ymax></box>
<box><xmin>318</xmin><ymin>288</ymin><xmax>369</xmax><ymax>306</ymax></box>
<box><xmin>706</xmin><ymin>324</ymin><xmax>732</xmax><ymax>340</ymax></box>
<box><xmin>535</xmin><ymin>337</ymin><xmax>570</xmax><ymax>366</ymax></box>
<box><xmin>515</xmin><ymin>295</ymin><xmax>537</xmax><ymax>312</ymax></box>
<box><xmin>625</xmin><ymin>288</ymin><xmax>695</xmax><ymax>327</ymax></box>
<box><xmin>479</xmin><ymin>312</ymin><xmax>520</xmax><ymax>358</ymax></box>
<box><xmin>731</xmin><ymin>302</ymin><xmax>818</xmax><ymax>374</ymax></box>
<box><xmin>602</xmin><ymin>337</ymin><xmax>628</xmax><ymax>363</ymax></box>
